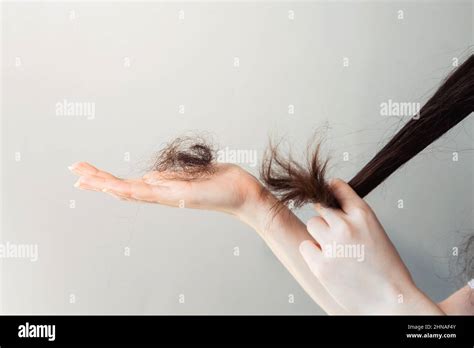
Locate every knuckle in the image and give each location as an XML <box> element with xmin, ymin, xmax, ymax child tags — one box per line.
<box><xmin>307</xmin><ymin>216</ymin><xmax>323</xmax><ymax>230</ymax></box>
<box><xmin>330</xmin><ymin>178</ymin><xmax>344</xmax><ymax>190</ymax></box>
<box><xmin>226</xmin><ymin>164</ymin><xmax>243</xmax><ymax>178</ymax></box>
<box><xmin>350</xmin><ymin>204</ymin><xmax>372</xmax><ymax>221</ymax></box>
<box><xmin>334</xmin><ymin>220</ymin><xmax>354</xmax><ymax>240</ymax></box>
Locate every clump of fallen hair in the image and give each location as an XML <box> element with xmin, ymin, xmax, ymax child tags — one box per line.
<box><xmin>152</xmin><ymin>136</ymin><xmax>217</xmax><ymax>180</ymax></box>
<box><xmin>260</xmin><ymin>140</ymin><xmax>337</xmax><ymax>210</ymax></box>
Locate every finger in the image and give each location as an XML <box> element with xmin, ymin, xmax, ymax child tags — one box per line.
<box><xmin>142</xmin><ymin>171</ymin><xmax>173</xmax><ymax>186</ymax></box>
<box><xmin>306</xmin><ymin>216</ymin><xmax>329</xmax><ymax>246</ymax></box>
<box><xmin>69</xmin><ymin>162</ymin><xmax>118</xmax><ymax>180</ymax></box>
<box><xmin>143</xmin><ymin>171</ymin><xmax>163</xmax><ymax>180</ymax></box>
<box><xmin>123</xmin><ymin>180</ymin><xmax>189</xmax><ymax>206</ymax></box>
<box><xmin>77</xmin><ymin>176</ymin><xmax>140</xmax><ymax>202</ymax></box>
<box><xmin>74</xmin><ymin>181</ymin><xmax>102</xmax><ymax>192</ymax></box>
<box><xmin>299</xmin><ymin>240</ymin><xmax>324</xmax><ymax>274</ymax></box>
<box><xmin>329</xmin><ymin>178</ymin><xmax>365</xmax><ymax>214</ymax></box>
<box><xmin>314</xmin><ymin>203</ymin><xmax>344</xmax><ymax>228</ymax></box>
<box><xmin>102</xmin><ymin>188</ymin><xmax>136</xmax><ymax>202</ymax></box>
<box><xmin>79</xmin><ymin>175</ymin><xmax>187</xmax><ymax>206</ymax></box>
<box><xmin>76</xmin><ymin>176</ymin><xmax>131</xmax><ymax>195</ymax></box>
<box><xmin>74</xmin><ymin>179</ymin><xmax>134</xmax><ymax>202</ymax></box>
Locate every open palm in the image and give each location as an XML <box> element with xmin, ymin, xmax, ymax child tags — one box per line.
<box><xmin>69</xmin><ymin>162</ymin><xmax>264</xmax><ymax>215</ymax></box>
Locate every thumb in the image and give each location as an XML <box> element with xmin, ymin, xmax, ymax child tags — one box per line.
<box><xmin>299</xmin><ymin>240</ymin><xmax>324</xmax><ymax>275</ymax></box>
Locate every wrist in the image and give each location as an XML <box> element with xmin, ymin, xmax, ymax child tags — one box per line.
<box><xmin>386</xmin><ymin>282</ymin><xmax>444</xmax><ymax>315</ymax></box>
<box><xmin>235</xmin><ymin>186</ymin><xmax>279</xmax><ymax>235</ymax></box>
<box><xmin>407</xmin><ymin>287</ymin><xmax>445</xmax><ymax>315</ymax></box>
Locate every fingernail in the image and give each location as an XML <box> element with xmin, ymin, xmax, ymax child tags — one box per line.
<box><xmin>69</xmin><ymin>162</ymin><xmax>80</xmax><ymax>170</ymax></box>
<box><xmin>73</xmin><ymin>181</ymin><xmax>80</xmax><ymax>188</ymax></box>
<box><xmin>102</xmin><ymin>188</ymin><xmax>110</xmax><ymax>193</ymax></box>
<box><xmin>314</xmin><ymin>203</ymin><xmax>322</xmax><ymax>210</ymax></box>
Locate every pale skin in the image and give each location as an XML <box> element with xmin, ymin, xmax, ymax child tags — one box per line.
<box><xmin>301</xmin><ymin>181</ymin><xmax>443</xmax><ymax>314</ymax></box>
<box><xmin>69</xmin><ymin>161</ymin><xmax>471</xmax><ymax>314</ymax></box>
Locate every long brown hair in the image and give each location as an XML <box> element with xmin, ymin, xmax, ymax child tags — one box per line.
<box><xmin>150</xmin><ymin>55</ymin><xmax>474</xmax><ymax>281</ymax></box>
<box><xmin>261</xmin><ymin>54</ymin><xmax>474</xmax><ymax>208</ymax></box>
<box><xmin>259</xmin><ymin>54</ymin><xmax>474</xmax><ymax>284</ymax></box>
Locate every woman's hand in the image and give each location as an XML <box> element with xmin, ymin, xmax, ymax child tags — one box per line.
<box><xmin>69</xmin><ymin>161</ymin><xmax>265</xmax><ymax>218</ymax></box>
<box><xmin>299</xmin><ymin>179</ymin><xmax>444</xmax><ymax>314</ymax></box>
<box><xmin>68</xmin><ymin>161</ymin><xmax>347</xmax><ymax>314</ymax></box>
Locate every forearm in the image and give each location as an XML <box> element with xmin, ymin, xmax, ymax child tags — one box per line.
<box><xmin>438</xmin><ymin>284</ymin><xmax>474</xmax><ymax>315</ymax></box>
<box><xmin>237</xmin><ymin>192</ymin><xmax>344</xmax><ymax>314</ymax></box>
<box><xmin>236</xmin><ymin>189</ymin><xmax>445</xmax><ymax>315</ymax></box>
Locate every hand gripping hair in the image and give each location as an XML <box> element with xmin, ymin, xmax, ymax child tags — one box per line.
<box><xmin>151</xmin><ymin>55</ymin><xmax>474</xmax><ymax>207</ymax></box>
<box><xmin>259</xmin><ymin>54</ymin><xmax>474</xmax><ymax>284</ymax></box>
<box><xmin>149</xmin><ymin>55</ymin><xmax>473</xmax><ymax>282</ymax></box>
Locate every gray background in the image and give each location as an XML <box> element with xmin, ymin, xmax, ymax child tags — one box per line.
<box><xmin>1</xmin><ymin>0</ymin><xmax>473</xmax><ymax>314</ymax></box>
